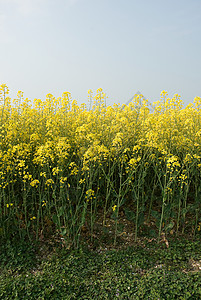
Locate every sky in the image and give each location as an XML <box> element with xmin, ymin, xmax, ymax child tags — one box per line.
<box><xmin>0</xmin><ymin>0</ymin><xmax>201</xmax><ymax>107</ymax></box>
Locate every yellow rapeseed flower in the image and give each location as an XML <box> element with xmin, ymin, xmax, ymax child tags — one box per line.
<box><xmin>112</xmin><ymin>205</ymin><xmax>117</xmax><ymax>212</ymax></box>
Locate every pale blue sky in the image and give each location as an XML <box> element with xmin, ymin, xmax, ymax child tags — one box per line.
<box><xmin>0</xmin><ymin>0</ymin><xmax>201</xmax><ymax>106</ymax></box>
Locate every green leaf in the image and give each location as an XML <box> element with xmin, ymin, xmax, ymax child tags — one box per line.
<box><xmin>111</xmin><ymin>210</ymin><xmax>118</xmax><ymax>220</ymax></box>
<box><xmin>124</xmin><ymin>208</ymin><xmax>135</xmax><ymax>222</ymax></box>
<box><xmin>61</xmin><ymin>228</ymin><xmax>67</xmax><ymax>236</ymax></box>
<box><xmin>52</xmin><ymin>214</ymin><xmax>59</xmax><ymax>225</ymax></box>
<box><xmin>58</xmin><ymin>207</ymin><xmax>64</xmax><ymax>217</ymax></box>
<box><xmin>164</xmin><ymin>203</ymin><xmax>172</xmax><ymax>218</ymax></box>
<box><xmin>119</xmin><ymin>198</ymin><xmax>127</xmax><ymax>207</ymax></box>
<box><xmin>165</xmin><ymin>221</ymin><xmax>174</xmax><ymax>232</ymax></box>
<box><xmin>151</xmin><ymin>210</ymin><xmax>161</xmax><ymax>220</ymax></box>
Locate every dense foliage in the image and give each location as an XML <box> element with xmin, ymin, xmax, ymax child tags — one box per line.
<box><xmin>0</xmin><ymin>237</ymin><xmax>200</xmax><ymax>299</ymax></box>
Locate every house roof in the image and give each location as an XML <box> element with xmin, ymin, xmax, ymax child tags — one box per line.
<box><xmin>125</xmin><ymin>91</ymin><xmax>154</xmax><ymax>112</ymax></box>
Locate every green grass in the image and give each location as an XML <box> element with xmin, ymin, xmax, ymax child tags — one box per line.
<box><xmin>0</xmin><ymin>236</ymin><xmax>200</xmax><ymax>299</ymax></box>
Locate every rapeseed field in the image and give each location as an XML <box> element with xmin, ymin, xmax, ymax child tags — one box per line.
<box><xmin>0</xmin><ymin>84</ymin><xmax>200</xmax><ymax>248</ymax></box>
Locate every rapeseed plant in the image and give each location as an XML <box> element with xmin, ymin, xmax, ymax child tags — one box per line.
<box><xmin>0</xmin><ymin>84</ymin><xmax>200</xmax><ymax>247</ymax></box>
